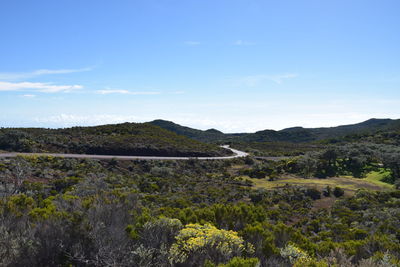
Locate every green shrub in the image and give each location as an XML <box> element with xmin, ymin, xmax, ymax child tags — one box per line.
<box><xmin>333</xmin><ymin>187</ymin><xmax>344</xmax><ymax>197</ymax></box>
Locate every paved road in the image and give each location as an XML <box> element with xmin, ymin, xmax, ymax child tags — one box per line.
<box><xmin>254</xmin><ymin>156</ymin><xmax>290</xmax><ymax>161</ymax></box>
<box><xmin>0</xmin><ymin>146</ymin><xmax>248</xmax><ymax>161</ymax></box>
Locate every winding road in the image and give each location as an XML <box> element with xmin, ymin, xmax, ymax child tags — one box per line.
<box><xmin>0</xmin><ymin>146</ymin><xmax>248</xmax><ymax>161</ymax></box>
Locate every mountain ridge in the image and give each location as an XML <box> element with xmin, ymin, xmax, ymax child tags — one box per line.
<box><xmin>150</xmin><ymin>118</ymin><xmax>400</xmax><ymax>143</ymax></box>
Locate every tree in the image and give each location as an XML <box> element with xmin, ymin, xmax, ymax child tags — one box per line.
<box><xmin>382</xmin><ymin>152</ymin><xmax>400</xmax><ymax>183</ymax></box>
<box><xmin>316</xmin><ymin>149</ymin><xmax>338</xmax><ymax>178</ymax></box>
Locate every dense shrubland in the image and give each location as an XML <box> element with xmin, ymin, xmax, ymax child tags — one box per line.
<box><xmin>0</xmin><ymin>123</ymin><xmax>231</xmax><ymax>157</ymax></box>
<box><xmin>1</xmin><ymin>155</ymin><xmax>400</xmax><ymax>266</ymax></box>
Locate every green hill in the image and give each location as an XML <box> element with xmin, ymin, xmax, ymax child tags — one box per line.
<box><xmin>151</xmin><ymin>118</ymin><xmax>400</xmax><ymax>144</ymax></box>
<box><xmin>149</xmin><ymin>119</ymin><xmax>229</xmax><ymax>142</ymax></box>
<box><xmin>0</xmin><ymin>123</ymin><xmax>231</xmax><ymax>157</ymax></box>
<box><xmin>236</xmin><ymin>118</ymin><xmax>400</xmax><ymax>143</ymax></box>
<box><xmin>1</xmin><ymin>118</ymin><xmax>398</xmax><ymax>157</ymax></box>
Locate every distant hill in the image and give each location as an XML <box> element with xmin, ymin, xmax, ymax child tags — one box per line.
<box><xmin>1</xmin><ymin>119</ymin><xmax>398</xmax><ymax>157</ymax></box>
<box><xmin>149</xmin><ymin>120</ymin><xmax>228</xmax><ymax>142</ymax></box>
<box><xmin>0</xmin><ymin>123</ymin><xmax>231</xmax><ymax>157</ymax></box>
<box><xmin>150</xmin><ymin>118</ymin><xmax>400</xmax><ymax>143</ymax></box>
<box><xmin>238</xmin><ymin>119</ymin><xmax>400</xmax><ymax>143</ymax></box>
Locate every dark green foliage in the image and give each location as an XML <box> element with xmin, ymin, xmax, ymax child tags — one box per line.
<box><xmin>281</xmin><ymin>143</ymin><xmax>400</xmax><ymax>187</ymax></box>
<box><xmin>149</xmin><ymin>119</ymin><xmax>228</xmax><ymax>143</ymax></box>
<box><xmin>0</xmin><ymin>122</ymin><xmax>231</xmax><ymax>157</ymax></box>
<box><xmin>150</xmin><ymin>118</ymin><xmax>400</xmax><ymax>144</ymax></box>
<box><xmin>0</xmin><ymin>130</ymin><xmax>34</xmax><ymax>152</ymax></box>
<box><xmin>333</xmin><ymin>187</ymin><xmax>345</xmax><ymax>197</ymax></box>
<box><xmin>214</xmin><ymin>257</ymin><xmax>259</xmax><ymax>267</ymax></box>
<box><xmin>305</xmin><ymin>188</ymin><xmax>321</xmax><ymax>200</ymax></box>
<box><xmin>240</xmin><ymin>163</ymin><xmax>276</xmax><ymax>179</ymax></box>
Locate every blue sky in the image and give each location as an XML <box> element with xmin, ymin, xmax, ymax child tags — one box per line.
<box><xmin>0</xmin><ymin>0</ymin><xmax>399</xmax><ymax>132</ymax></box>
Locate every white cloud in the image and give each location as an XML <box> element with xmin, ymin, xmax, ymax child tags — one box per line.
<box><xmin>0</xmin><ymin>81</ymin><xmax>83</xmax><ymax>93</ymax></box>
<box><xmin>34</xmin><ymin>114</ymin><xmax>145</xmax><ymax>127</ymax></box>
<box><xmin>170</xmin><ymin>117</ymin><xmax>247</xmax><ymax>132</ymax></box>
<box><xmin>184</xmin><ymin>41</ymin><xmax>201</xmax><ymax>46</ymax></box>
<box><xmin>232</xmin><ymin>73</ymin><xmax>298</xmax><ymax>87</ymax></box>
<box><xmin>33</xmin><ymin>113</ymin><xmax>250</xmax><ymax>132</ymax></box>
<box><xmin>233</xmin><ymin>40</ymin><xmax>255</xmax><ymax>46</ymax></box>
<box><xmin>0</xmin><ymin>67</ymin><xmax>92</xmax><ymax>80</ymax></box>
<box><xmin>21</xmin><ymin>94</ymin><xmax>36</xmax><ymax>98</ymax></box>
<box><xmin>96</xmin><ymin>89</ymin><xmax>160</xmax><ymax>95</ymax></box>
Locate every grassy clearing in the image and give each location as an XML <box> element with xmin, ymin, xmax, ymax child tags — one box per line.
<box><xmin>248</xmin><ymin>174</ymin><xmax>390</xmax><ymax>195</ymax></box>
<box><xmin>364</xmin><ymin>170</ymin><xmax>394</xmax><ymax>189</ymax></box>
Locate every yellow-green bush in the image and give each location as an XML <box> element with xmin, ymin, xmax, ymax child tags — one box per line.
<box><xmin>169</xmin><ymin>223</ymin><xmax>253</xmax><ymax>265</ymax></box>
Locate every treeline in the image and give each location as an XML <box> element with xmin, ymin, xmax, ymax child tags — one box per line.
<box><xmin>1</xmin><ymin>156</ymin><xmax>400</xmax><ymax>266</ymax></box>
<box><xmin>0</xmin><ymin>123</ymin><xmax>231</xmax><ymax>157</ymax></box>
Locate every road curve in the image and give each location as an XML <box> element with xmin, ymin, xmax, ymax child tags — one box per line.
<box><xmin>0</xmin><ymin>146</ymin><xmax>248</xmax><ymax>161</ymax></box>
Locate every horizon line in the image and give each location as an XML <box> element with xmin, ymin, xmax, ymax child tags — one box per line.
<box><xmin>0</xmin><ymin>117</ymin><xmax>397</xmax><ymax>134</ymax></box>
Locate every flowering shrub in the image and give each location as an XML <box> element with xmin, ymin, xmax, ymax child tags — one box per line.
<box><xmin>169</xmin><ymin>223</ymin><xmax>253</xmax><ymax>266</ymax></box>
<box><xmin>280</xmin><ymin>243</ymin><xmax>311</xmax><ymax>264</ymax></box>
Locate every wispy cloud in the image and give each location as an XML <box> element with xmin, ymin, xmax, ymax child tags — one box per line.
<box><xmin>170</xmin><ymin>90</ymin><xmax>185</xmax><ymax>95</ymax></box>
<box><xmin>96</xmin><ymin>89</ymin><xmax>160</xmax><ymax>95</ymax></box>
<box><xmin>0</xmin><ymin>67</ymin><xmax>92</xmax><ymax>81</ymax></box>
<box><xmin>266</xmin><ymin>73</ymin><xmax>298</xmax><ymax>84</ymax></box>
<box><xmin>34</xmin><ymin>114</ymin><xmax>144</xmax><ymax>127</ymax></box>
<box><xmin>233</xmin><ymin>40</ymin><xmax>256</xmax><ymax>46</ymax></box>
<box><xmin>21</xmin><ymin>94</ymin><xmax>36</xmax><ymax>98</ymax></box>
<box><xmin>0</xmin><ymin>81</ymin><xmax>83</xmax><ymax>93</ymax></box>
<box><xmin>233</xmin><ymin>73</ymin><xmax>298</xmax><ymax>87</ymax></box>
<box><xmin>184</xmin><ymin>41</ymin><xmax>201</xmax><ymax>46</ymax></box>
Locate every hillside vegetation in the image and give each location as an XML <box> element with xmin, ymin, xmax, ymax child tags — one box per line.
<box><xmin>151</xmin><ymin>118</ymin><xmax>400</xmax><ymax>143</ymax></box>
<box><xmin>150</xmin><ymin>119</ymin><xmax>229</xmax><ymax>142</ymax></box>
<box><xmin>1</xmin><ymin>155</ymin><xmax>399</xmax><ymax>266</ymax></box>
<box><xmin>0</xmin><ymin>123</ymin><xmax>231</xmax><ymax>157</ymax></box>
<box><xmin>1</xmin><ymin>118</ymin><xmax>400</xmax><ymax>266</ymax></box>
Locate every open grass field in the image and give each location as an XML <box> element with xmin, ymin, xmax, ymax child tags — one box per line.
<box><xmin>248</xmin><ymin>174</ymin><xmax>391</xmax><ymax>196</ymax></box>
<box><xmin>364</xmin><ymin>170</ymin><xmax>394</xmax><ymax>189</ymax></box>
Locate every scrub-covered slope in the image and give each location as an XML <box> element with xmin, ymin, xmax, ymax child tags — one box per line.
<box><xmin>0</xmin><ymin>122</ymin><xmax>232</xmax><ymax>157</ymax></box>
